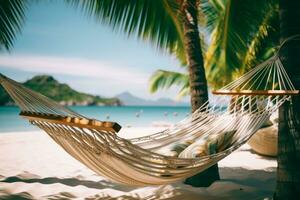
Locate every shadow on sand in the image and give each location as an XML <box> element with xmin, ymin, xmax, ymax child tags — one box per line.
<box><xmin>0</xmin><ymin>167</ymin><xmax>276</xmax><ymax>200</ymax></box>
<box><xmin>0</xmin><ymin>175</ymin><xmax>136</xmax><ymax>192</ymax></box>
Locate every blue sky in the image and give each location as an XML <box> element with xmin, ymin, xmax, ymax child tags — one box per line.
<box><xmin>0</xmin><ymin>0</ymin><xmax>188</xmax><ymax>101</ymax></box>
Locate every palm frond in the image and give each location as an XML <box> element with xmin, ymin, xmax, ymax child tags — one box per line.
<box><xmin>0</xmin><ymin>0</ymin><xmax>27</xmax><ymax>51</ymax></box>
<box><xmin>149</xmin><ymin>69</ymin><xmax>189</xmax><ymax>97</ymax></box>
<box><xmin>68</xmin><ymin>0</ymin><xmax>185</xmax><ymax>60</ymax></box>
<box><xmin>176</xmin><ymin>81</ymin><xmax>190</xmax><ymax>98</ymax></box>
<box><xmin>240</xmin><ymin>2</ymin><xmax>279</xmax><ymax>74</ymax></box>
<box><xmin>202</xmin><ymin>0</ymin><xmax>278</xmax><ymax>89</ymax></box>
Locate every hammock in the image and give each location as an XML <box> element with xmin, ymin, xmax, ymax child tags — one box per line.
<box><xmin>0</xmin><ymin>55</ymin><xmax>298</xmax><ymax>186</ymax></box>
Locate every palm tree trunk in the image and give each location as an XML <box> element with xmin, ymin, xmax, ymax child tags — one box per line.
<box><xmin>274</xmin><ymin>0</ymin><xmax>300</xmax><ymax>199</ymax></box>
<box><xmin>181</xmin><ymin>0</ymin><xmax>220</xmax><ymax>187</ymax></box>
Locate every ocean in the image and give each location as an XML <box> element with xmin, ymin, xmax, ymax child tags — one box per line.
<box><xmin>0</xmin><ymin>106</ymin><xmax>191</xmax><ymax>132</ymax></box>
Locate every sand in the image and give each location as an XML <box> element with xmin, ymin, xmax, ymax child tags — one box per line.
<box><xmin>0</xmin><ymin>128</ymin><xmax>277</xmax><ymax>200</ymax></box>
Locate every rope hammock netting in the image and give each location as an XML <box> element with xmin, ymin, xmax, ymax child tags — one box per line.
<box><xmin>0</xmin><ymin>45</ymin><xmax>299</xmax><ymax>186</ymax></box>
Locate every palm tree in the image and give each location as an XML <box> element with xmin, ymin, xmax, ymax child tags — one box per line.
<box><xmin>0</xmin><ymin>0</ymin><xmax>27</xmax><ymax>51</ymax></box>
<box><xmin>69</xmin><ymin>0</ymin><xmax>219</xmax><ymax>186</ymax></box>
<box><xmin>181</xmin><ymin>0</ymin><xmax>221</xmax><ymax>187</ymax></box>
<box><xmin>150</xmin><ymin>0</ymin><xmax>279</xmax><ymax>97</ymax></box>
<box><xmin>274</xmin><ymin>0</ymin><xmax>300</xmax><ymax>199</ymax></box>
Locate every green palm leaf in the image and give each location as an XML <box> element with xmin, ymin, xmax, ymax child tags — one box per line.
<box><xmin>149</xmin><ymin>69</ymin><xmax>189</xmax><ymax>98</ymax></box>
<box><xmin>68</xmin><ymin>0</ymin><xmax>185</xmax><ymax>61</ymax></box>
<box><xmin>240</xmin><ymin>3</ymin><xmax>279</xmax><ymax>74</ymax></box>
<box><xmin>0</xmin><ymin>0</ymin><xmax>27</xmax><ymax>51</ymax></box>
<box><xmin>203</xmin><ymin>0</ymin><xmax>278</xmax><ymax>88</ymax></box>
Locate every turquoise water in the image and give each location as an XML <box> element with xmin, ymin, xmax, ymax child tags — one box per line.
<box><xmin>0</xmin><ymin>106</ymin><xmax>191</xmax><ymax>132</ymax></box>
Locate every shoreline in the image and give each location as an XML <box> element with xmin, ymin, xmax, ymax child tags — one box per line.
<box><xmin>0</xmin><ymin>130</ymin><xmax>277</xmax><ymax>199</ymax></box>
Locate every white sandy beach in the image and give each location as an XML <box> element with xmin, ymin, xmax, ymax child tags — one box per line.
<box><xmin>0</xmin><ymin>128</ymin><xmax>277</xmax><ymax>200</ymax></box>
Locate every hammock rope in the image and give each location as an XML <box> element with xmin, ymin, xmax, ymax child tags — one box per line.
<box><xmin>0</xmin><ymin>54</ymin><xmax>298</xmax><ymax>186</ymax></box>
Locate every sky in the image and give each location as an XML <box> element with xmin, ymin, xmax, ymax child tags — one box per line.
<box><xmin>0</xmin><ymin>0</ymin><xmax>189</xmax><ymax>101</ymax></box>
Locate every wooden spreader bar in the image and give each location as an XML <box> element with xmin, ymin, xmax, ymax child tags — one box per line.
<box><xmin>212</xmin><ymin>90</ymin><xmax>299</xmax><ymax>96</ymax></box>
<box><xmin>19</xmin><ymin>111</ymin><xmax>122</xmax><ymax>133</ymax></box>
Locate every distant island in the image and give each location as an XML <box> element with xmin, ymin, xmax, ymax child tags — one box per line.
<box><xmin>0</xmin><ymin>75</ymin><xmax>122</xmax><ymax>106</ymax></box>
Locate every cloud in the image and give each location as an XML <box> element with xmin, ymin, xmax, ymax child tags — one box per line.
<box><xmin>0</xmin><ymin>54</ymin><xmax>149</xmax><ymax>85</ymax></box>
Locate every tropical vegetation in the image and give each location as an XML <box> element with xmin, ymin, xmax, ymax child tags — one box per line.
<box><xmin>0</xmin><ymin>0</ymin><xmax>299</xmax><ymax>198</ymax></box>
<box><xmin>150</xmin><ymin>0</ymin><xmax>279</xmax><ymax>97</ymax></box>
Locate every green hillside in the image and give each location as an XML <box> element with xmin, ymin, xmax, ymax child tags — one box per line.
<box><xmin>0</xmin><ymin>75</ymin><xmax>122</xmax><ymax>106</ymax></box>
